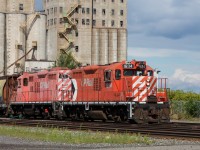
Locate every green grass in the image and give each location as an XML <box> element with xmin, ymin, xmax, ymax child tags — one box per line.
<box><xmin>0</xmin><ymin>125</ymin><xmax>152</xmax><ymax>144</ymax></box>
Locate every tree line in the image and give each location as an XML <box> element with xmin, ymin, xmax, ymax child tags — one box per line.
<box><xmin>169</xmin><ymin>90</ymin><xmax>200</xmax><ymax>101</ymax></box>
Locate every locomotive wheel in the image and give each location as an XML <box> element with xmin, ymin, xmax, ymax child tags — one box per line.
<box><xmin>159</xmin><ymin>108</ymin><xmax>170</xmax><ymax>123</ymax></box>
<box><xmin>133</xmin><ymin>108</ymin><xmax>148</xmax><ymax>124</ymax></box>
<box><xmin>113</xmin><ymin>116</ymin><xmax>121</xmax><ymax>122</ymax></box>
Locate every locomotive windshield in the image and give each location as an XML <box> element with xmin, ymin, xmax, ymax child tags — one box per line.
<box><xmin>123</xmin><ymin>70</ymin><xmax>134</xmax><ymax>76</ymax></box>
<box><xmin>59</xmin><ymin>74</ymin><xmax>69</xmax><ymax>79</ymax></box>
<box><xmin>134</xmin><ymin>70</ymin><xmax>144</xmax><ymax>76</ymax></box>
<box><xmin>123</xmin><ymin>70</ymin><xmax>145</xmax><ymax>76</ymax></box>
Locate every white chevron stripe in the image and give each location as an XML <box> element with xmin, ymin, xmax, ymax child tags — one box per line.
<box><xmin>62</xmin><ymin>83</ymin><xmax>71</xmax><ymax>91</ymax></box>
<box><xmin>138</xmin><ymin>85</ymin><xmax>147</xmax><ymax>99</ymax></box>
<box><xmin>141</xmin><ymin>96</ymin><xmax>147</xmax><ymax>102</ymax></box>
<box><xmin>140</xmin><ymin>77</ymin><xmax>155</xmax><ymax>101</ymax></box>
<box><xmin>59</xmin><ymin>80</ymin><xmax>71</xmax><ymax>90</ymax></box>
<box><xmin>140</xmin><ymin>77</ymin><xmax>156</xmax><ymax>101</ymax></box>
<box><xmin>58</xmin><ymin>79</ymin><xmax>70</xmax><ymax>90</ymax></box>
<box><xmin>58</xmin><ymin>91</ymin><xmax>62</xmax><ymax>101</ymax></box>
<box><xmin>57</xmin><ymin>70</ymin><xmax>72</xmax><ymax>101</ymax></box>
<box><xmin>132</xmin><ymin>77</ymin><xmax>146</xmax><ymax>101</ymax></box>
<box><xmin>132</xmin><ymin>76</ymin><xmax>144</xmax><ymax>89</ymax></box>
<box><xmin>149</xmin><ymin>77</ymin><xmax>156</xmax><ymax>95</ymax></box>
<box><xmin>139</xmin><ymin>80</ymin><xmax>146</xmax><ymax>88</ymax></box>
<box><xmin>132</xmin><ymin>76</ymin><xmax>137</xmax><ymax>80</ymax></box>
<box><xmin>58</xmin><ymin>80</ymin><xmax>72</xmax><ymax>101</ymax></box>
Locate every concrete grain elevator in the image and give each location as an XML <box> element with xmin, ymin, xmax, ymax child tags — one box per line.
<box><xmin>0</xmin><ymin>0</ymin><xmax>53</xmax><ymax>76</ymax></box>
<box><xmin>0</xmin><ymin>0</ymin><xmax>127</xmax><ymax>76</ymax></box>
<box><xmin>43</xmin><ymin>0</ymin><xmax>127</xmax><ymax>65</ymax></box>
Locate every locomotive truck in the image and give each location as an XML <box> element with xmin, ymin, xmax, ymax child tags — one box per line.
<box><xmin>2</xmin><ymin>60</ymin><xmax>170</xmax><ymax>124</ymax></box>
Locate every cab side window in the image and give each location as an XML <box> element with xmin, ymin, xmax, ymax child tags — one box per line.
<box><xmin>147</xmin><ymin>70</ymin><xmax>153</xmax><ymax>76</ymax></box>
<box><xmin>23</xmin><ymin>78</ymin><xmax>28</xmax><ymax>86</ymax></box>
<box><xmin>104</xmin><ymin>71</ymin><xmax>111</xmax><ymax>82</ymax></box>
<box><xmin>115</xmin><ymin>69</ymin><xmax>121</xmax><ymax>80</ymax></box>
<box><xmin>18</xmin><ymin>79</ymin><xmax>21</xmax><ymax>88</ymax></box>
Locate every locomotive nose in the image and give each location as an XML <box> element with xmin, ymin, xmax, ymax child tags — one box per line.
<box><xmin>131</xmin><ymin>76</ymin><xmax>152</xmax><ymax>102</ymax></box>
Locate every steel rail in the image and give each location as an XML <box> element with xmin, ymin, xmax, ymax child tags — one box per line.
<box><xmin>0</xmin><ymin>118</ymin><xmax>199</xmax><ymax>139</ymax></box>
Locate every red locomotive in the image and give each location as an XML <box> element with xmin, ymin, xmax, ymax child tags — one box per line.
<box><xmin>2</xmin><ymin>60</ymin><xmax>170</xmax><ymax>123</ymax></box>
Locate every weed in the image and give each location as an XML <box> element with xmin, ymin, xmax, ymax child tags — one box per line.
<box><xmin>0</xmin><ymin>125</ymin><xmax>152</xmax><ymax>144</ymax></box>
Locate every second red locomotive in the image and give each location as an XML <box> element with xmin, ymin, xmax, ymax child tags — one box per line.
<box><xmin>3</xmin><ymin>60</ymin><xmax>170</xmax><ymax>123</ymax></box>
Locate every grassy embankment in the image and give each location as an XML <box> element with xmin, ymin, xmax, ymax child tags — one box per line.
<box><xmin>0</xmin><ymin>125</ymin><xmax>152</xmax><ymax>144</ymax></box>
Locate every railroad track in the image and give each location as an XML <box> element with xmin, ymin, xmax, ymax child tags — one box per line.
<box><xmin>0</xmin><ymin>118</ymin><xmax>199</xmax><ymax>139</ymax></box>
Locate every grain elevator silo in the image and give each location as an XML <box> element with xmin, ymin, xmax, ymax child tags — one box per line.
<box><xmin>99</xmin><ymin>29</ymin><xmax>109</xmax><ymax>65</ymax></box>
<box><xmin>91</xmin><ymin>28</ymin><xmax>100</xmax><ymax>65</ymax></box>
<box><xmin>0</xmin><ymin>13</ymin><xmax>5</xmax><ymax>76</ymax></box>
<box><xmin>0</xmin><ymin>0</ymin><xmax>54</xmax><ymax>76</ymax></box>
<box><xmin>109</xmin><ymin>29</ymin><xmax>118</xmax><ymax>63</ymax></box>
<box><xmin>26</xmin><ymin>14</ymin><xmax>47</xmax><ymax>60</ymax></box>
<box><xmin>6</xmin><ymin>14</ymin><xmax>26</xmax><ymax>75</ymax></box>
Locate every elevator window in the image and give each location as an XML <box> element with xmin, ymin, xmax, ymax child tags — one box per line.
<box><xmin>19</xmin><ymin>4</ymin><xmax>23</xmax><ymax>11</ymax></box>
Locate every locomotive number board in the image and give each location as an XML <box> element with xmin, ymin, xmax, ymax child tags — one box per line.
<box><xmin>123</xmin><ymin>64</ymin><xmax>134</xmax><ymax>69</ymax></box>
<box><xmin>139</xmin><ymin>64</ymin><xmax>146</xmax><ymax>69</ymax></box>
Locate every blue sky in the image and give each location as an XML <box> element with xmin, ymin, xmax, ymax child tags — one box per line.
<box><xmin>127</xmin><ymin>0</ymin><xmax>200</xmax><ymax>93</ymax></box>
<box><xmin>36</xmin><ymin>0</ymin><xmax>200</xmax><ymax>93</ymax></box>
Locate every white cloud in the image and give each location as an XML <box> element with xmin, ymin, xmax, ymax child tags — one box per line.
<box><xmin>169</xmin><ymin>69</ymin><xmax>200</xmax><ymax>92</ymax></box>
<box><xmin>172</xmin><ymin>69</ymin><xmax>200</xmax><ymax>85</ymax></box>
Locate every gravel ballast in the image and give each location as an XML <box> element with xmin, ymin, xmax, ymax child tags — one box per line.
<box><xmin>0</xmin><ymin>136</ymin><xmax>200</xmax><ymax>150</ymax></box>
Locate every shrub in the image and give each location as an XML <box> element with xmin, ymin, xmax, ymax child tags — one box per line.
<box><xmin>185</xmin><ymin>100</ymin><xmax>200</xmax><ymax>118</ymax></box>
<box><xmin>169</xmin><ymin>90</ymin><xmax>200</xmax><ymax>101</ymax></box>
<box><xmin>56</xmin><ymin>52</ymin><xmax>81</xmax><ymax>69</ymax></box>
